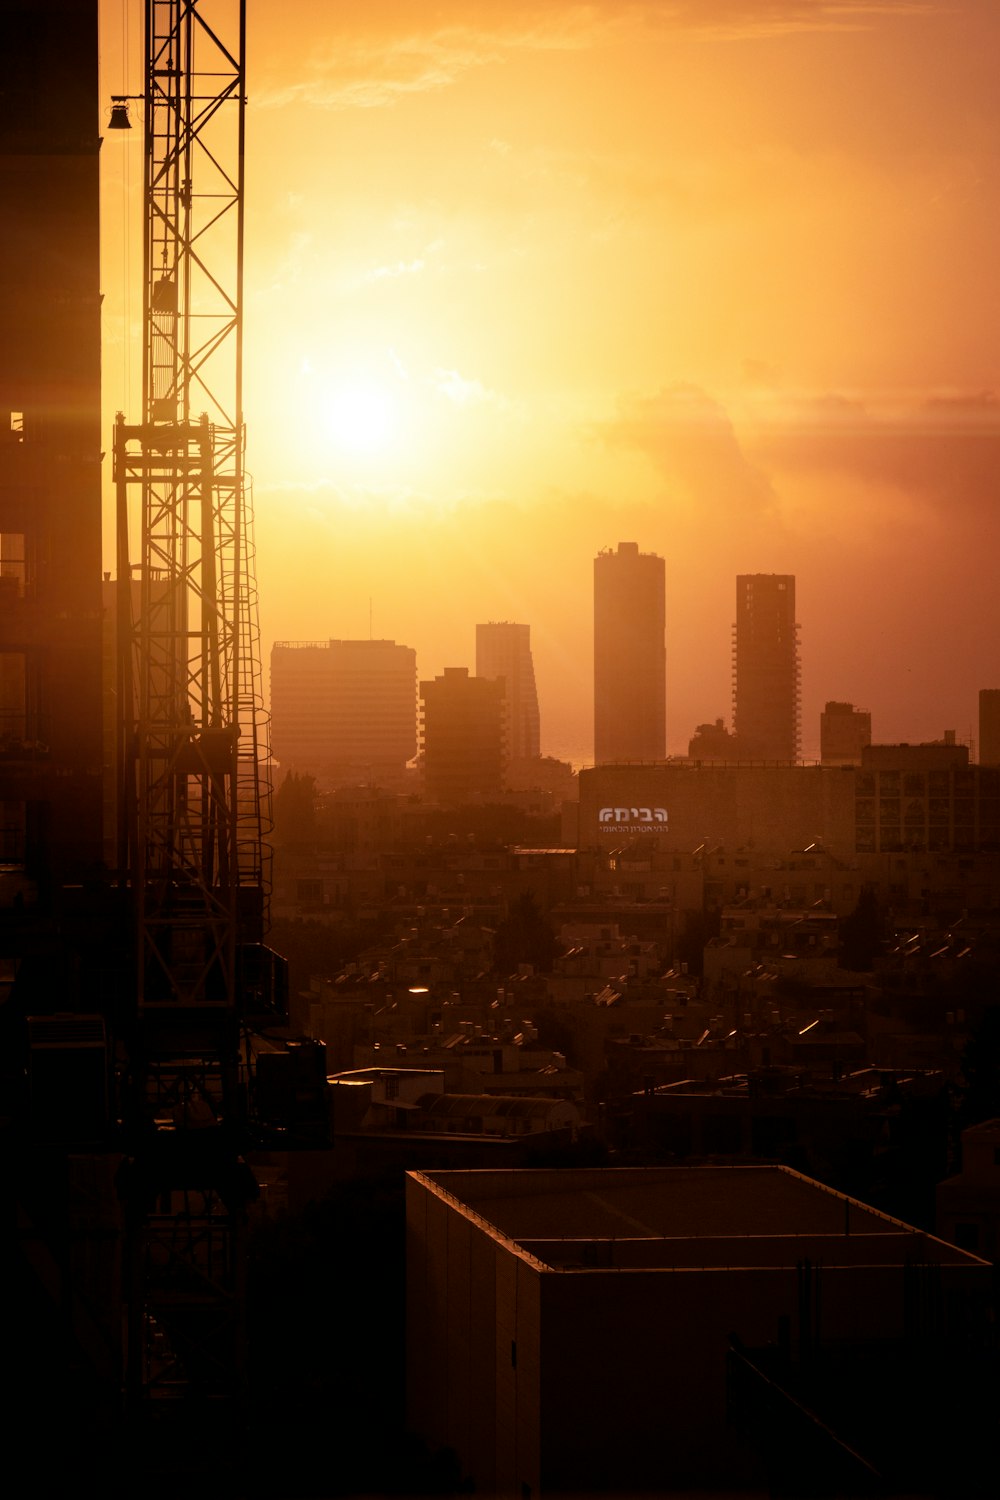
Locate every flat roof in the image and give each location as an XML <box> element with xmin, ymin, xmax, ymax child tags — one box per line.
<box><xmin>412</xmin><ymin>1165</ymin><xmax>984</xmax><ymax>1269</ymax></box>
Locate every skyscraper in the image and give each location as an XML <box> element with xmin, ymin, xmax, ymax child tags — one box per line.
<box><xmin>476</xmin><ymin>621</ymin><xmax>540</xmax><ymax>764</ymax></box>
<box><xmin>270</xmin><ymin>639</ymin><xmax>417</xmax><ymax>786</ymax></box>
<box><xmin>733</xmin><ymin>574</ymin><xmax>800</xmax><ymax>762</ymax></box>
<box><xmin>593</xmin><ymin>542</ymin><xmax>665</xmax><ymax>764</ymax></box>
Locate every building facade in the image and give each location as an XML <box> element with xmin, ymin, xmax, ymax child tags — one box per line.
<box><xmin>855</xmin><ymin>742</ymin><xmax>1000</xmax><ymax>854</ymax></box>
<box><xmin>475</xmin><ymin>621</ymin><xmax>540</xmax><ymax>764</ymax></box>
<box><xmin>593</xmin><ymin>541</ymin><xmax>665</xmax><ymax>765</ymax></box>
<box><xmin>733</xmin><ymin>574</ymin><xmax>800</xmax><ymax>762</ymax></box>
<box><xmin>419</xmin><ymin>666</ymin><xmax>505</xmax><ymax>805</ymax></box>
<box><xmin>820</xmin><ymin>700</ymin><xmax>871</xmax><ymax>766</ymax></box>
<box><xmin>1</xmin><ymin>0</ymin><xmax>104</xmax><ymax>896</ymax></box>
<box><xmin>407</xmin><ymin>1165</ymin><xmax>991</xmax><ymax>1497</ymax></box>
<box><xmin>270</xmin><ymin>638</ymin><xmax>417</xmax><ymax>787</ymax></box>
<box><xmin>979</xmin><ymin>688</ymin><xmax>1000</xmax><ymax>766</ymax></box>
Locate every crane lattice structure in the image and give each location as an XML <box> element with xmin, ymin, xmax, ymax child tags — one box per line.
<box><xmin>112</xmin><ymin>0</ymin><xmax>269</xmax><ymax>1407</ymax></box>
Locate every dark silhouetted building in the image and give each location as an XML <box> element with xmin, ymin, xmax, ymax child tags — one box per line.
<box><xmin>270</xmin><ymin>638</ymin><xmax>417</xmax><ymax>786</ymax></box>
<box><xmin>688</xmin><ymin>717</ymin><xmax>746</xmax><ymax>762</ymax></box>
<box><xmin>1</xmin><ymin>0</ymin><xmax>104</xmax><ymax>894</ymax></box>
<box><xmin>407</xmin><ymin>1165</ymin><xmax>991</xmax><ymax>1496</ymax></box>
<box><xmin>733</xmin><ymin>574</ymin><xmax>799</xmax><ymax>761</ymax></box>
<box><xmin>420</xmin><ymin>666</ymin><xmax>505</xmax><ymax>805</ymax></box>
<box><xmin>820</xmin><ymin>699</ymin><xmax>871</xmax><ymax>766</ymax></box>
<box><xmin>980</xmin><ymin>688</ymin><xmax>1000</xmax><ymax>766</ymax></box>
<box><xmin>593</xmin><ymin>541</ymin><xmax>665</xmax><ymax>764</ymax></box>
<box><xmin>476</xmin><ymin>621</ymin><xmax>540</xmax><ymax>764</ymax></box>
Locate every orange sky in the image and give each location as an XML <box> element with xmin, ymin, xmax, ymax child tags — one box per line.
<box><xmin>99</xmin><ymin>0</ymin><xmax>1000</xmax><ymax>764</ymax></box>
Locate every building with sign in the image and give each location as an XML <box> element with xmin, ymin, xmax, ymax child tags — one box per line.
<box><xmin>593</xmin><ymin>541</ymin><xmax>665</xmax><ymax>764</ymax></box>
<box><xmin>579</xmin><ymin>762</ymin><xmax>855</xmax><ymax>852</ymax></box>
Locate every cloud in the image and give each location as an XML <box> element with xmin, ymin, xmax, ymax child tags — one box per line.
<box><xmin>596</xmin><ymin>384</ymin><xmax>778</xmax><ymax>517</ymax></box>
<box><xmin>255</xmin><ymin>1</ymin><xmax>934</xmax><ymax>111</ymax></box>
<box><xmin>744</xmin><ymin>391</ymin><xmax>1000</xmax><ymax>519</ymax></box>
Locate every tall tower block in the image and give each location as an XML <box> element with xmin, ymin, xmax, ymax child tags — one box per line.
<box><xmin>476</xmin><ymin>621</ymin><xmax>541</xmax><ymax>764</ymax></box>
<box><xmin>733</xmin><ymin>575</ymin><xmax>800</xmax><ymax>762</ymax></box>
<box><xmin>593</xmin><ymin>542</ymin><xmax>666</xmax><ymax>764</ymax></box>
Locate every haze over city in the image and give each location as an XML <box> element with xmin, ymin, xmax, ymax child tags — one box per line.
<box><xmin>97</xmin><ymin>0</ymin><xmax>1000</xmax><ymax>764</ymax></box>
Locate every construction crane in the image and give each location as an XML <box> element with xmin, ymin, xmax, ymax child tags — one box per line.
<box><xmin>111</xmin><ymin>0</ymin><xmax>278</xmax><ymax>1407</ymax></box>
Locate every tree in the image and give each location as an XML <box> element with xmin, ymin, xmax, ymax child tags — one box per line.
<box><xmin>493</xmin><ymin>890</ymin><xmax>558</xmax><ymax>975</ymax></box>
<box><xmin>839</xmin><ymin>885</ymin><xmax>885</xmax><ymax>971</ymax></box>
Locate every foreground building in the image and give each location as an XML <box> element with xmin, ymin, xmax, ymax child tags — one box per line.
<box><xmin>407</xmin><ymin>1165</ymin><xmax>991</xmax><ymax>1496</ymax></box>
<box><xmin>0</xmin><ymin>0</ymin><xmax>104</xmax><ymax>895</ymax></box>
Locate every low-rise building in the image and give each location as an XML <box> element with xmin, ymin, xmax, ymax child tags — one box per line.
<box><xmin>407</xmin><ymin>1164</ymin><xmax>991</xmax><ymax>1496</ymax></box>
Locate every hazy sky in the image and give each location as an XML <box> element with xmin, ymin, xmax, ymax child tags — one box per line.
<box><xmin>99</xmin><ymin>0</ymin><xmax>1000</xmax><ymax>764</ymax></box>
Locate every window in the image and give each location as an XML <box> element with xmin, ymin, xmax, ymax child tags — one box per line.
<box><xmin>0</xmin><ymin>653</ymin><xmax>27</xmax><ymax>744</ymax></box>
<box><xmin>0</xmin><ymin>532</ymin><xmax>26</xmax><ymax>597</ymax></box>
<box><xmin>8</xmin><ymin>411</ymin><xmax>24</xmax><ymax>442</ymax></box>
<box><xmin>0</xmin><ymin>800</ymin><xmax>26</xmax><ymax>866</ymax></box>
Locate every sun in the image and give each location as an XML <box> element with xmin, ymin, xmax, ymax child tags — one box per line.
<box><xmin>322</xmin><ymin>378</ymin><xmax>398</xmax><ymax>456</ymax></box>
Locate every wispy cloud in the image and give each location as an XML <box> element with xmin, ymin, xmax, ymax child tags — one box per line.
<box><xmin>596</xmin><ymin>384</ymin><xmax>778</xmax><ymax>517</ymax></box>
<box><xmin>256</xmin><ymin>1</ymin><xmax>936</xmax><ymax>111</ymax></box>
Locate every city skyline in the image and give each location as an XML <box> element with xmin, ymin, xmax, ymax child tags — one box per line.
<box><xmin>96</xmin><ymin>1</ymin><xmax>999</xmax><ymax>762</ymax></box>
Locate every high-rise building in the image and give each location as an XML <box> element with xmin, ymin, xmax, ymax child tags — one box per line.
<box><xmin>420</xmin><ymin>667</ymin><xmax>505</xmax><ymax>805</ymax></box>
<box><xmin>733</xmin><ymin>574</ymin><xmax>800</xmax><ymax>762</ymax></box>
<box><xmin>475</xmin><ymin>621</ymin><xmax>540</xmax><ymax>765</ymax></box>
<box><xmin>270</xmin><ymin>639</ymin><xmax>417</xmax><ymax>787</ymax></box>
<box><xmin>1</xmin><ymin>0</ymin><xmax>104</xmax><ymax>890</ymax></box>
<box><xmin>593</xmin><ymin>542</ymin><xmax>665</xmax><ymax>764</ymax></box>
<box><xmin>820</xmin><ymin>701</ymin><xmax>871</xmax><ymax>767</ymax></box>
<box><xmin>979</xmin><ymin>689</ymin><xmax>1000</xmax><ymax>766</ymax></box>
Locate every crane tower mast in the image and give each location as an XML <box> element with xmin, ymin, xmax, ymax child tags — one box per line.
<box><xmin>114</xmin><ymin>0</ymin><xmax>268</xmax><ymax>1013</ymax></box>
<box><xmin>112</xmin><ymin>0</ymin><xmax>271</xmax><ymax>1406</ymax></box>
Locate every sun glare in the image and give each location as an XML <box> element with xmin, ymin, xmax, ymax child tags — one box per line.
<box><xmin>323</xmin><ymin>379</ymin><xmax>397</xmax><ymax>455</ymax></box>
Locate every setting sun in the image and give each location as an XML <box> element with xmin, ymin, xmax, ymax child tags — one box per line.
<box><xmin>322</xmin><ymin>377</ymin><xmax>398</xmax><ymax>456</ymax></box>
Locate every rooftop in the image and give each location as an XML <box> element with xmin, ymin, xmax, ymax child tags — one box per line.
<box><xmin>412</xmin><ymin>1165</ymin><xmax>983</xmax><ymax>1272</ymax></box>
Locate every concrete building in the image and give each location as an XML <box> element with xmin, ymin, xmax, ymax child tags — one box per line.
<box><xmin>420</xmin><ymin>667</ymin><xmax>505</xmax><ymax>806</ymax></box>
<box><xmin>937</xmin><ymin>1117</ymin><xmax>1000</xmax><ymax>1261</ymax></box>
<box><xmin>820</xmin><ymin>700</ymin><xmax>871</xmax><ymax>766</ymax></box>
<box><xmin>0</xmin><ymin>0</ymin><xmax>104</xmax><ymax>898</ymax></box>
<box><xmin>733</xmin><ymin>574</ymin><xmax>800</xmax><ymax>761</ymax></box>
<box><xmin>593</xmin><ymin>542</ymin><xmax>665</xmax><ymax>765</ymax></box>
<box><xmin>578</xmin><ymin>761</ymin><xmax>855</xmax><ymax>851</ymax></box>
<box><xmin>979</xmin><ymin>688</ymin><xmax>1000</xmax><ymax>766</ymax></box>
<box><xmin>476</xmin><ymin>622</ymin><xmax>540</xmax><ymax>765</ymax></box>
<box><xmin>856</xmin><ymin>741</ymin><xmax>1000</xmax><ymax>853</ymax></box>
<box><xmin>270</xmin><ymin>638</ymin><xmax>417</xmax><ymax>787</ymax></box>
<box><xmin>407</xmin><ymin>1164</ymin><xmax>991</xmax><ymax>1496</ymax></box>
